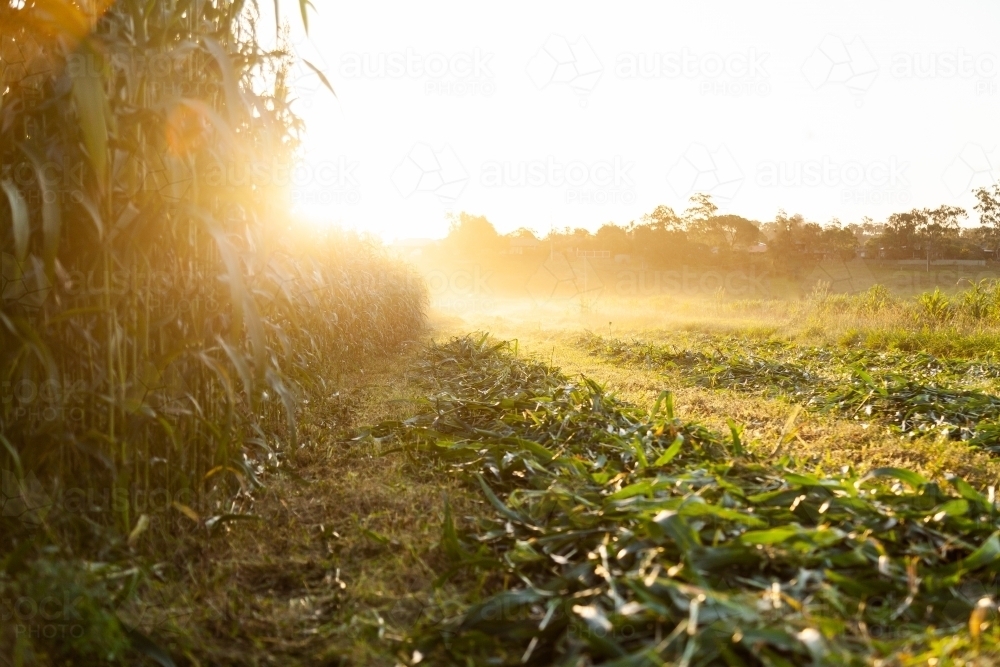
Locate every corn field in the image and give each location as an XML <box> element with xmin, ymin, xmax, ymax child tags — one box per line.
<box><xmin>0</xmin><ymin>0</ymin><xmax>426</xmax><ymax>538</ymax></box>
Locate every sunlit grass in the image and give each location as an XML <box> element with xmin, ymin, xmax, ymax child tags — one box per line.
<box><xmin>371</xmin><ymin>335</ymin><xmax>1000</xmax><ymax>666</ymax></box>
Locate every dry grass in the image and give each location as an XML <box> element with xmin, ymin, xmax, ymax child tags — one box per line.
<box><xmin>80</xmin><ymin>300</ymin><xmax>1000</xmax><ymax>664</ymax></box>
<box><xmin>120</xmin><ymin>339</ymin><xmax>480</xmax><ymax>666</ymax></box>
<box><xmin>377</xmin><ymin>333</ymin><xmax>1000</xmax><ymax>665</ymax></box>
<box><xmin>434</xmin><ymin>309</ymin><xmax>1000</xmax><ymax>489</ymax></box>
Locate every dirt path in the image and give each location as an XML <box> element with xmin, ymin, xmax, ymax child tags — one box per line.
<box><xmin>134</xmin><ymin>338</ymin><xmax>479</xmax><ymax>665</ymax></box>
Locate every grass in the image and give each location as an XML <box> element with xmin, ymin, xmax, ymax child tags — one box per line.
<box><xmin>9</xmin><ymin>293</ymin><xmax>1000</xmax><ymax>664</ymax></box>
<box><xmin>90</xmin><ymin>338</ymin><xmax>480</xmax><ymax>666</ymax></box>
<box><xmin>366</xmin><ymin>334</ymin><xmax>1000</xmax><ymax>666</ymax></box>
<box><xmin>579</xmin><ymin>331</ymin><xmax>1000</xmax><ymax>448</ymax></box>
<box><xmin>8</xmin><ymin>0</ymin><xmax>1000</xmax><ymax>663</ymax></box>
<box><xmin>431</xmin><ymin>310</ymin><xmax>1000</xmax><ymax>485</ymax></box>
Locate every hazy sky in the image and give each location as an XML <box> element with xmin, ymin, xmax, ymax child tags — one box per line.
<box><xmin>280</xmin><ymin>1</ymin><xmax>1000</xmax><ymax>240</ymax></box>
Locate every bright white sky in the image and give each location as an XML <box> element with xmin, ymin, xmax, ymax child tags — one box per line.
<box><xmin>278</xmin><ymin>0</ymin><xmax>1000</xmax><ymax>241</ymax></box>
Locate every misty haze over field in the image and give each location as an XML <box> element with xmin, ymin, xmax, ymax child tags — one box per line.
<box><xmin>284</xmin><ymin>1</ymin><xmax>1000</xmax><ymax>242</ymax></box>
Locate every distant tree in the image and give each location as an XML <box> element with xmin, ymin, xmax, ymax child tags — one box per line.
<box><xmin>508</xmin><ymin>227</ymin><xmax>539</xmax><ymax>241</ymax></box>
<box><xmin>820</xmin><ymin>225</ymin><xmax>858</xmax><ymax>260</ymax></box>
<box><xmin>504</xmin><ymin>227</ymin><xmax>541</xmax><ymax>254</ymax></box>
<box><xmin>881</xmin><ymin>206</ymin><xmax>967</xmax><ymax>266</ymax></box>
<box><xmin>631</xmin><ymin>224</ymin><xmax>691</xmax><ymax>267</ymax></box>
<box><xmin>882</xmin><ymin>210</ymin><xmax>921</xmax><ymax>259</ymax></box>
<box><xmin>762</xmin><ymin>210</ymin><xmax>805</xmax><ymax>266</ymax></box>
<box><xmin>443</xmin><ymin>212</ymin><xmax>503</xmax><ymax>257</ymax></box>
<box><xmin>570</xmin><ymin>227</ymin><xmax>595</xmax><ymax>250</ymax></box>
<box><xmin>595</xmin><ymin>223</ymin><xmax>630</xmax><ymax>255</ymax></box>
<box><xmin>917</xmin><ymin>205</ymin><xmax>966</xmax><ymax>268</ymax></box>
<box><xmin>845</xmin><ymin>217</ymin><xmax>880</xmax><ymax>256</ymax></box>
<box><xmin>965</xmin><ymin>224</ymin><xmax>995</xmax><ymax>251</ymax></box>
<box><xmin>683</xmin><ymin>193</ymin><xmax>761</xmax><ymax>254</ymax></box>
<box><xmin>541</xmin><ymin>226</ymin><xmax>597</xmax><ymax>254</ymax></box>
<box><xmin>683</xmin><ymin>193</ymin><xmax>718</xmax><ymax>229</ymax></box>
<box><xmin>860</xmin><ymin>216</ymin><xmax>879</xmax><ymax>234</ymax></box>
<box><xmin>641</xmin><ymin>204</ymin><xmax>683</xmax><ymax>231</ymax></box>
<box><xmin>797</xmin><ymin>222</ymin><xmax>824</xmax><ymax>254</ymax></box>
<box><xmin>973</xmin><ymin>184</ymin><xmax>1000</xmax><ymax>248</ymax></box>
<box><xmin>632</xmin><ymin>204</ymin><xmax>692</xmax><ymax>267</ymax></box>
<box><xmin>699</xmin><ymin>214</ymin><xmax>760</xmax><ymax>251</ymax></box>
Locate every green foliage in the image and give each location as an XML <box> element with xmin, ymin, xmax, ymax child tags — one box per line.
<box><xmin>856</xmin><ymin>284</ymin><xmax>896</xmax><ymax>314</ymax></box>
<box><xmin>692</xmin><ymin>213</ymin><xmax>761</xmax><ymax>251</ymax></box>
<box><xmin>917</xmin><ymin>288</ymin><xmax>953</xmax><ymax>322</ymax></box>
<box><xmin>0</xmin><ymin>2</ymin><xmax>425</xmax><ymax>660</ymax></box>
<box><xmin>374</xmin><ymin>335</ymin><xmax>1000</xmax><ymax>665</ymax></box>
<box><xmin>803</xmin><ymin>283</ymin><xmax>1000</xmax><ymax>325</ymax></box>
<box><xmin>0</xmin><ymin>0</ymin><xmax>424</xmax><ymax>523</ymax></box>
<box><xmin>582</xmin><ymin>331</ymin><xmax>1000</xmax><ymax>451</ymax></box>
<box><xmin>958</xmin><ymin>279</ymin><xmax>1000</xmax><ymax>321</ymax></box>
<box><xmin>0</xmin><ymin>558</ymin><xmax>131</xmax><ymax>664</ymax></box>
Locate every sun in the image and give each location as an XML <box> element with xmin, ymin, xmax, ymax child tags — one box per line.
<box><xmin>287</xmin><ymin>152</ymin><xmax>361</xmax><ymax>228</ymax></box>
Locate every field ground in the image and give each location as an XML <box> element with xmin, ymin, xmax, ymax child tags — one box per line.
<box><xmin>129</xmin><ymin>297</ymin><xmax>1000</xmax><ymax>665</ymax></box>
<box><xmin>125</xmin><ymin>341</ymin><xmax>480</xmax><ymax>666</ymax></box>
<box><xmin>431</xmin><ymin>304</ymin><xmax>1000</xmax><ymax>488</ymax></box>
<box><xmin>407</xmin><ymin>252</ymin><xmax>1000</xmax><ymax>310</ymax></box>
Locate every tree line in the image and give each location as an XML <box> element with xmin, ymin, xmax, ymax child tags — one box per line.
<box><xmin>438</xmin><ymin>184</ymin><xmax>1000</xmax><ymax>271</ymax></box>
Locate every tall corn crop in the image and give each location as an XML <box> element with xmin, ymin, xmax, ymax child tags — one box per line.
<box><xmin>0</xmin><ymin>0</ymin><xmax>426</xmax><ymax>535</ymax></box>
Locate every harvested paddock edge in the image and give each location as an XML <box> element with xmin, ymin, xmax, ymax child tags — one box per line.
<box><xmin>370</xmin><ymin>334</ymin><xmax>1000</xmax><ymax>666</ymax></box>
<box><xmin>580</xmin><ymin>331</ymin><xmax>1000</xmax><ymax>453</ymax></box>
